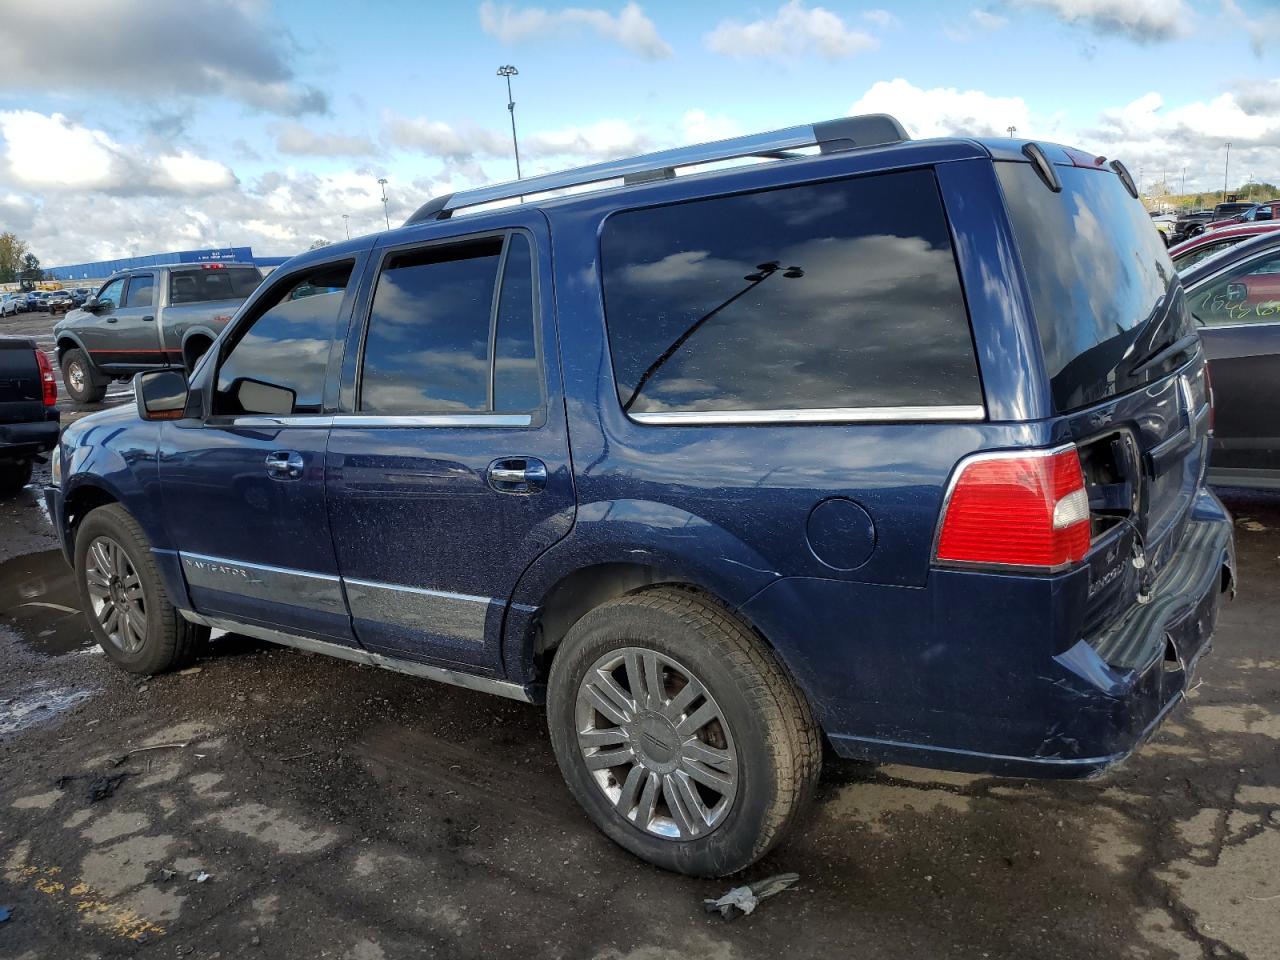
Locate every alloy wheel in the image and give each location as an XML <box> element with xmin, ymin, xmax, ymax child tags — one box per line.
<box><xmin>575</xmin><ymin>647</ymin><xmax>738</xmax><ymax>841</ymax></box>
<box><xmin>67</xmin><ymin>361</ymin><xmax>85</xmax><ymax>394</ymax></box>
<box><xmin>84</xmin><ymin>536</ymin><xmax>147</xmax><ymax>654</ymax></box>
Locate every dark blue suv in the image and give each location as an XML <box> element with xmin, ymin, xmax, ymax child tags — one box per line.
<box><xmin>46</xmin><ymin>115</ymin><xmax>1235</xmax><ymax>876</ymax></box>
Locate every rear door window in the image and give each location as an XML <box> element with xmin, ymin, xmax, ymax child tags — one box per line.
<box><xmin>599</xmin><ymin>169</ymin><xmax>981</xmax><ymax>417</ymax></box>
<box><xmin>997</xmin><ymin>162</ymin><xmax>1190</xmax><ymax>412</ymax></box>
<box><xmin>125</xmin><ymin>274</ymin><xmax>154</xmax><ymax>307</ymax></box>
<box><xmin>358</xmin><ymin>232</ymin><xmax>541</xmax><ymax>415</ymax></box>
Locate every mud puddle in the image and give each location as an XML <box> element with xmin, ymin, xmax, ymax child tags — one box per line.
<box><xmin>0</xmin><ymin>684</ymin><xmax>92</xmax><ymax>736</ymax></box>
<box><xmin>0</xmin><ymin>549</ymin><xmax>92</xmax><ymax>655</ymax></box>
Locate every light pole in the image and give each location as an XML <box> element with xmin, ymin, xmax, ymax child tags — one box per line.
<box><xmin>1006</xmin><ymin>125</ymin><xmax>1017</xmax><ymax>139</ymax></box>
<box><xmin>1181</xmin><ymin>167</ymin><xmax>1186</xmax><ymax>197</ymax></box>
<box><xmin>1223</xmin><ymin>142</ymin><xmax>1231</xmax><ymax>201</ymax></box>
<box><xmin>377</xmin><ymin>178</ymin><xmax>390</xmax><ymax>231</ymax></box>
<box><xmin>342</xmin><ymin>214</ymin><xmax>350</xmax><ymax>240</ymax></box>
<box><xmin>497</xmin><ymin>65</ymin><xmax>522</xmax><ymax>180</ymax></box>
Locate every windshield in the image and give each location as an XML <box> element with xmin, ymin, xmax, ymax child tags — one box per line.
<box><xmin>997</xmin><ymin>161</ymin><xmax>1191</xmax><ymax>412</ymax></box>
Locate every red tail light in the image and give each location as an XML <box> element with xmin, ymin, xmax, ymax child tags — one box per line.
<box><xmin>935</xmin><ymin>446</ymin><xmax>1091</xmax><ymax>569</ymax></box>
<box><xmin>34</xmin><ymin>349</ymin><xmax>56</xmax><ymax>406</ymax></box>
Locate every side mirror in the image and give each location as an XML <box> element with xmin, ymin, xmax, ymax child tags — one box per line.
<box><xmin>234</xmin><ymin>378</ymin><xmax>295</xmax><ymax>415</ymax></box>
<box><xmin>82</xmin><ymin>297</ymin><xmax>101</xmax><ymax>313</ymax></box>
<box><xmin>136</xmin><ymin>370</ymin><xmax>191</xmax><ymax>421</ymax></box>
<box><xmin>1225</xmin><ymin>282</ymin><xmax>1248</xmax><ymax>304</ymax></box>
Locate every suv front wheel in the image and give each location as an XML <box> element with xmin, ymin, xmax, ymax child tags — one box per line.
<box><xmin>547</xmin><ymin>587</ymin><xmax>821</xmax><ymax>876</ymax></box>
<box><xmin>74</xmin><ymin>504</ymin><xmax>207</xmax><ymax>674</ymax></box>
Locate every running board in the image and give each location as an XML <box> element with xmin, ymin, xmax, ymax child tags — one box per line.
<box><xmin>179</xmin><ymin>610</ymin><xmax>534</xmax><ymax>703</ymax></box>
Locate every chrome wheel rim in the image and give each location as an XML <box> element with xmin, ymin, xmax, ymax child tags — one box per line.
<box><xmin>67</xmin><ymin>362</ymin><xmax>85</xmax><ymax>393</ymax></box>
<box><xmin>576</xmin><ymin>647</ymin><xmax>738</xmax><ymax>841</ymax></box>
<box><xmin>84</xmin><ymin>536</ymin><xmax>147</xmax><ymax>654</ymax></box>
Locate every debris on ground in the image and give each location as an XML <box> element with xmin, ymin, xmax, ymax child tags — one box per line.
<box><xmin>157</xmin><ymin>868</ymin><xmax>177</xmax><ymax>882</ymax></box>
<box><xmin>54</xmin><ymin>770</ymin><xmax>133</xmax><ymax>803</ymax></box>
<box><xmin>703</xmin><ymin>872</ymin><xmax>800</xmax><ymax>919</ymax></box>
<box><xmin>188</xmin><ymin>871</ymin><xmax>211</xmax><ymax>883</ymax></box>
<box><xmin>108</xmin><ymin>741</ymin><xmax>190</xmax><ymax>767</ymax></box>
<box><xmin>0</xmin><ymin>906</ymin><xmax>11</xmax><ymax>922</ymax></box>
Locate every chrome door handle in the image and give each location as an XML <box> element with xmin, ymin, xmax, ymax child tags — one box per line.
<box><xmin>265</xmin><ymin>451</ymin><xmax>304</xmax><ymax>480</ymax></box>
<box><xmin>142</xmin><ymin>315</ymin><xmax>155</xmax><ymax>321</ymax></box>
<box><xmin>487</xmin><ymin>457</ymin><xmax>547</xmax><ymax>494</ymax></box>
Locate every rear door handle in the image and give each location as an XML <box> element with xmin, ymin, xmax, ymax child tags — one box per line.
<box><xmin>487</xmin><ymin>457</ymin><xmax>547</xmax><ymax>494</ymax></box>
<box><xmin>265</xmin><ymin>451</ymin><xmax>305</xmax><ymax>480</ymax></box>
<box><xmin>142</xmin><ymin>315</ymin><xmax>155</xmax><ymax>321</ymax></box>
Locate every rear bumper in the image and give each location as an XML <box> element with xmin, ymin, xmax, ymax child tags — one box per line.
<box><xmin>739</xmin><ymin>488</ymin><xmax>1235</xmax><ymax>779</ymax></box>
<box><xmin>0</xmin><ymin>415</ymin><xmax>59</xmax><ymax>460</ymax></box>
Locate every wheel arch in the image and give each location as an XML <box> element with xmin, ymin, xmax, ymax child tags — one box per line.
<box><xmin>180</xmin><ymin>327</ymin><xmax>218</xmax><ymax>371</ymax></box>
<box><xmin>55</xmin><ymin>332</ymin><xmax>89</xmax><ymax>364</ymax></box>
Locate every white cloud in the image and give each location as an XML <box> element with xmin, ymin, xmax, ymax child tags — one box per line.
<box><xmin>0</xmin><ymin>111</ymin><xmax>236</xmax><ymax>195</ymax></box>
<box><xmin>526</xmin><ymin>118</ymin><xmax>654</xmax><ymax>160</ymax></box>
<box><xmin>971</xmin><ymin>9</ymin><xmax>1009</xmax><ymax>30</ymax></box>
<box><xmin>680</xmin><ymin>110</ymin><xmax>741</xmax><ymax>144</ymax></box>
<box><xmin>0</xmin><ymin>0</ymin><xmax>327</xmax><ymax>115</ymax></box>
<box><xmin>381</xmin><ymin>114</ymin><xmax>509</xmax><ymax>159</ymax></box>
<box><xmin>1009</xmin><ymin>0</ymin><xmax>1194</xmax><ymax>44</ymax></box>
<box><xmin>479</xmin><ymin>1</ymin><xmax>672</xmax><ymax>59</ymax></box>
<box><xmin>275</xmin><ymin>123</ymin><xmax>378</xmax><ymax>158</ymax></box>
<box><xmin>1222</xmin><ymin>0</ymin><xmax>1280</xmax><ymax>57</ymax></box>
<box><xmin>862</xmin><ymin>8</ymin><xmax>899</xmax><ymax>28</ymax></box>
<box><xmin>849</xmin><ymin>79</ymin><xmax>1035</xmax><ymax>139</ymax></box>
<box><xmin>706</xmin><ymin>1</ymin><xmax>879</xmax><ymax>61</ymax></box>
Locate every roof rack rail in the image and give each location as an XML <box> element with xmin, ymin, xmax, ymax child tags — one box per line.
<box><xmin>405</xmin><ymin>113</ymin><xmax>909</xmax><ymax>225</ymax></box>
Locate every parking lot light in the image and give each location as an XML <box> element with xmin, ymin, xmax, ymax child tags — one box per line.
<box><xmin>378</xmin><ymin>178</ymin><xmax>390</xmax><ymax>231</ymax></box>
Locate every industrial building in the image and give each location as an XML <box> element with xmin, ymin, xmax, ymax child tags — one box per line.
<box><xmin>45</xmin><ymin>247</ymin><xmax>292</xmax><ymax>282</ymax></box>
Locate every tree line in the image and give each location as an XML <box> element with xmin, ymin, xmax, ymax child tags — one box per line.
<box><xmin>0</xmin><ymin>232</ymin><xmax>45</xmax><ymax>284</ymax></box>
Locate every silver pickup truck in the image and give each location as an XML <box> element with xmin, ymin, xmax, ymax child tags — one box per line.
<box><xmin>53</xmin><ymin>263</ymin><xmax>263</xmax><ymax>402</ymax></box>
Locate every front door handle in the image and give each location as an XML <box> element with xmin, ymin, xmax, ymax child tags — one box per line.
<box><xmin>142</xmin><ymin>315</ymin><xmax>155</xmax><ymax>321</ymax></box>
<box><xmin>487</xmin><ymin>457</ymin><xmax>547</xmax><ymax>494</ymax></box>
<box><xmin>265</xmin><ymin>451</ymin><xmax>305</xmax><ymax>480</ymax></box>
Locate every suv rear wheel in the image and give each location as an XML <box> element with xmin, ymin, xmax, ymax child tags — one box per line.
<box><xmin>547</xmin><ymin>587</ymin><xmax>821</xmax><ymax>876</ymax></box>
<box><xmin>74</xmin><ymin>504</ymin><xmax>207</xmax><ymax>674</ymax></box>
<box><xmin>62</xmin><ymin>349</ymin><xmax>107</xmax><ymax>404</ymax></box>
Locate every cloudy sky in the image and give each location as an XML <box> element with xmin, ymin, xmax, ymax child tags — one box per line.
<box><xmin>0</xmin><ymin>0</ymin><xmax>1277</xmax><ymax>267</ymax></box>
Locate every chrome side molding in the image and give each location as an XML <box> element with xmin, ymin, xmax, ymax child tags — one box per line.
<box><xmin>629</xmin><ymin>404</ymin><xmax>986</xmax><ymax>425</ymax></box>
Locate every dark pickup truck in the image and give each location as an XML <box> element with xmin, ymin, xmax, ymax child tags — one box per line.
<box><xmin>0</xmin><ymin>337</ymin><xmax>58</xmax><ymax>496</ymax></box>
<box><xmin>53</xmin><ymin>263</ymin><xmax>263</xmax><ymax>403</ymax></box>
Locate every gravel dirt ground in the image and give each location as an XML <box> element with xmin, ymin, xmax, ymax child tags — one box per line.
<box><xmin>2</xmin><ymin>313</ymin><xmax>1278</xmax><ymax>959</ymax></box>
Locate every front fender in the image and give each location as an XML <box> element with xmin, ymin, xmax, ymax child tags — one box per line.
<box><xmin>61</xmin><ymin>410</ymin><xmax>168</xmax><ymax>549</ymax></box>
<box><xmin>501</xmin><ymin>498</ymin><xmax>782</xmax><ymax>679</ymax></box>
<box><xmin>53</xmin><ymin>328</ymin><xmax>90</xmax><ymax>362</ymax></box>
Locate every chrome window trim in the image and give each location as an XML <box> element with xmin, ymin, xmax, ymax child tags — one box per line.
<box><xmin>1194</xmin><ymin>319</ymin><xmax>1280</xmax><ymax>332</ymax></box>
<box><xmin>223</xmin><ymin>413</ymin><xmax>533</xmax><ymax>429</ymax></box>
<box><xmin>177</xmin><ymin>611</ymin><xmax>533</xmax><ymax>703</ymax></box>
<box><xmin>333</xmin><ymin>413</ymin><xmax>533</xmax><ymax>428</ymax></box>
<box><xmin>629</xmin><ymin>404</ymin><xmax>985</xmax><ymax>426</ymax></box>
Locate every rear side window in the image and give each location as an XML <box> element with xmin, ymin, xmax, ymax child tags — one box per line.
<box><xmin>358</xmin><ymin>232</ymin><xmax>541</xmax><ymax>415</ymax></box>
<box><xmin>125</xmin><ymin>274</ymin><xmax>154</xmax><ymax>307</ymax></box>
<box><xmin>213</xmin><ymin>262</ymin><xmax>352</xmax><ymax>416</ymax></box>
<box><xmin>170</xmin><ymin>267</ymin><xmax>262</xmax><ymax>304</ymax></box>
<box><xmin>599</xmin><ymin>169</ymin><xmax>980</xmax><ymax>416</ymax></box>
<box><xmin>998</xmin><ymin>163</ymin><xmax>1189</xmax><ymax>412</ymax></box>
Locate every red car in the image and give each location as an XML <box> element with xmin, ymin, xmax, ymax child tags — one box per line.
<box><xmin>1170</xmin><ymin>221</ymin><xmax>1280</xmax><ymax>271</ymax></box>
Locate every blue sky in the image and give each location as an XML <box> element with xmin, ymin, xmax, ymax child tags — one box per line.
<box><xmin>1</xmin><ymin>0</ymin><xmax>1278</xmax><ymax>263</ymax></box>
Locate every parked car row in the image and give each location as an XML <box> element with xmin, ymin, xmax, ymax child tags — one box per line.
<box><xmin>0</xmin><ymin>288</ymin><xmax>92</xmax><ymax>316</ymax></box>
<box><xmin>1170</xmin><ymin>200</ymin><xmax>1279</xmax><ymax>244</ymax></box>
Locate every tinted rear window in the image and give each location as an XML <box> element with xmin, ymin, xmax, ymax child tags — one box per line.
<box><xmin>170</xmin><ymin>267</ymin><xmax>262</xmax><ymax>304</ymax></box>
<box><xmin>599</xmin><ymin>169</ymin><xmax>981</xmax><ymax>416</ymax></box>
<box><xmin>997</xmin><ymin>162</ymin><xmax>1189</xmax><ymax>412</ymax></box>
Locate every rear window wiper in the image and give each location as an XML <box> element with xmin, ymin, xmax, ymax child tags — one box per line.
<box><xmin>1128</xmin><ymin>333</ymin><xmax>1200</xmax><ymax>377</ymax></box>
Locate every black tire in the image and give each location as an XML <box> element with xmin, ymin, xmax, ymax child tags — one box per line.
<box><xmin>547</xmin><ymin>587</ymin><xmax>822</xmax><ymax>877</ymax></box>
<box><xmin>62</xmin><ymin>349</ymin><xmax>107</xmax><ymax>404</ymax></box>
<box><xmin>74</xmin><ymin>504</ymin><xmax>207</xmax><ymax>674</ymax></box>
<box><xmin>0</xmin><ymin>460</ymin><xmax>33</xmax><ymax>498</ymax></box>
